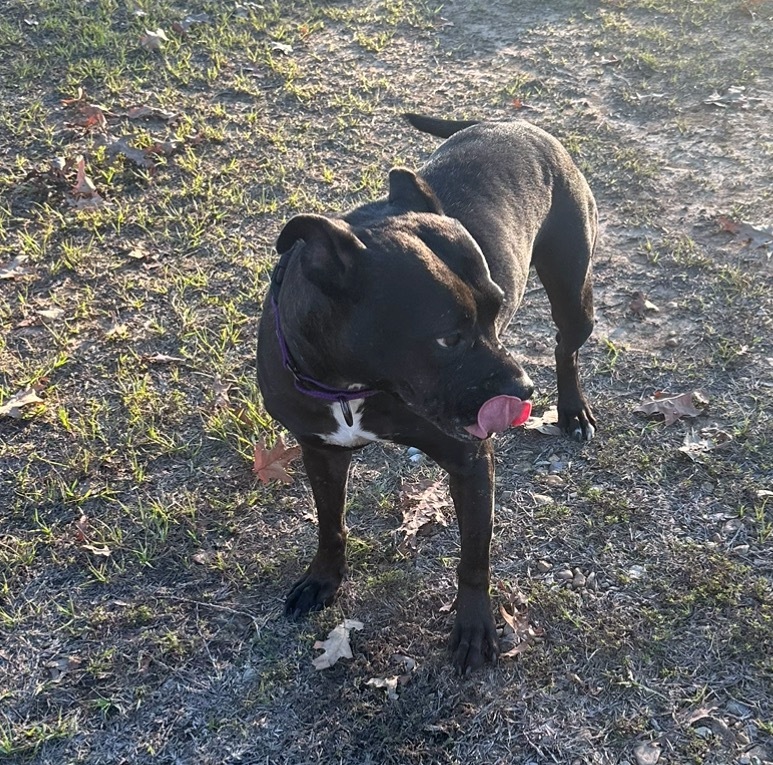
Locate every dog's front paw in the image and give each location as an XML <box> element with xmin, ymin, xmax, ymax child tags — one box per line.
<box><xmin>449</xmin><ymin>587</ymin><xmax>499</xmax><ymax>675</ymax></box>
<box><xmin>558</xmin><ymin>400</ymin><xmax>596</xmax><ymax>442</ymax></box>
<box><xmin>285</xmin><ymin>561</ymin><xmax>346</xmax><ymax>618</ymax></box>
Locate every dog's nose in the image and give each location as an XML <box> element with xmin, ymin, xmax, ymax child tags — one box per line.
<box><xmin>482</xmin><ymin>365</ymin><xmax>533</xmax><ymax>402</ymax></box>
<box><xmin>510</xmin><ymin>370</ymin><xmax>534</xmax><ymax>402</ymax></box>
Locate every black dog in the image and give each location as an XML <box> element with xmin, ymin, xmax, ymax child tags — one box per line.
<box><xmin>257</xmin><ymin>113</ymin><xmax>596</xmax><ymax>673</ymax></box>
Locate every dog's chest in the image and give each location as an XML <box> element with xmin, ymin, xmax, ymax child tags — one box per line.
<box><xmin>317</xmin><ymin>399</ymin><xmax>379</xmax><ymax>447</ymax></box>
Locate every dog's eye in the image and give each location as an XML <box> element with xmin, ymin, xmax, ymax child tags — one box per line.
<box><xmin>436</xmin><ymin>332</ymin><xmax>462</xmax><ymax>349</ymax></box>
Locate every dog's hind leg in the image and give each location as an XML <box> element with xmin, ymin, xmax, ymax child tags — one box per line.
<box><xmin>533</xmin><ymin>214</ymin><xmax>597</xmax><ymax>441</ymax></box>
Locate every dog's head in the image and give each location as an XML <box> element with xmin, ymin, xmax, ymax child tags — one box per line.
<box><xmin>275</xmin><ymin>169</ymin><xmax>533</xmax><ymax>440</ymax></box>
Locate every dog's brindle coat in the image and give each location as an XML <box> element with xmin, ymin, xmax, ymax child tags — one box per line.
<box><xmin>257</xmin><ymin>114</ymin><xmax>596</xmax><ymax>673</ymax></box>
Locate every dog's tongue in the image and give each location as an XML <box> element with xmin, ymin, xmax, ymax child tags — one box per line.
<box><xmin>464</xmin><ymin>395</ymin><xmax>532</xmax><ymax>439</ymax></box>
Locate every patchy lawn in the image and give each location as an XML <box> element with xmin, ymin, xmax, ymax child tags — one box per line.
<box><xmin>1</xmin><ymin>0</ymin><xmax>771</xmax><ymax>763</ymax></box>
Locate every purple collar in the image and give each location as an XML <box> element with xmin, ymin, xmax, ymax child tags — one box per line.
<box><xmin>270</xmin><ymin>247</ymin><xmax>378</xmax><ymax>426</ymax></box>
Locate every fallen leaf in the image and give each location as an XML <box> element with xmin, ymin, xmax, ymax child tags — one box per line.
<box><xmin>253</xmin><ymin>437</ymin><xmax>302</xmax><ymax>485</ymax></box>
<box><xmin>61</xmin><ymin>88</ymin><xmax>86</xmax><ymax>106</ymax></box>
<box><xmin>69</xmin><ymin>156</ymin><xmax>108</xmax><ymax>209</ymax></box>
<box><xmin>50</xmin><ymin>156</ymin><xmax>67</xmax><ymax>175</ymax></box>
<box><xmin>633</xmin><ymin>741</ymin><xmax>661</xmax><ymax>765</ymax></box>
<box><xmin>72</xmin><ymin>104</ymin><xmax>107</xmax><ymax>131</ymax></box>
<box><xmin>125</xmin><ymin>243</ymin><xmax>149</xmax><ymax>260</ymax></box>
<box><xmin>634</xmin><ymin>391</ymin><xmax>706</xmax><ymax>426</ymax></box>
<box><xmin>366</xmin><ymin>675</ymin><xmax>399</xmax><ymax>699</ymax></box>
<box><xmin>146</xmin><ymin>138</ymin><xmax>181</xmax><ymax>157</ymax></box>
<box><xmin>312</xmin><ymin>619</ymin><xmax>364</xmax><ymax>670</ymax></box>
<box><xmin>45</xmin><ymin>656</ymin><xmax>82</xmax><ymax>683</ymax></box>
<box><xmin>143</xmin><ymin>352</ymin><xmax>186</xmax><ymax>364</ymax></box>
<box><xmin>97</xmin><ymin>135</ymin><xmax>156</xmax><ymax>169</ymax></box>
<box><xmin>270</xmin><ymin>41</ymin><xmax>293</xmax><ymax>55</ymax></box>
<box><xmin>499</xmin><ymin>602</ymin><xmax>544</xmax><ymax>659</ymax></box>
<box><xmin>140</xmin><ymin>28</ymin><xmax>168</xmax><ymax>52</ymax></box>
<box><xmin>0</xmin><ymin>255</ymin><xmax>29</xmax><ymax>280</ymax></box>
<box><xmin>126</xmin><ymin>105</ymin><xmax>179</xmax><ymax>122</ymax></box>
<box><xmin>678</xmin><ymin>428</ymin><xmax>732</xmax><ymax>461</ymax></box>
<box><xmin>172</xmin><ymin>12</ymin><xmax>211</xmax><ymax>34</ymax></box>
<box><xmin>394</xmin><ymin>478</ymin><xmax>449</xmax><ymax>550</ymax></box>
<box><xmin>71</xmin><ymin>156</ymin><xmax>97</xmax><ymax>196</ymax></box>
<box><xmin>678</xmin><ymin>704</ymin><xmax>718</xmax><ymax>727</ymax></box>
<box><xmin>523</xmin><ymin>406</ymin><xmax>563</xmax><ymax>436</ymax></box>
<box><xmin>704</xmin><ymin>85</ymin><xmax>762</xmax><ymax>109</ymax></box>
<box><xmin>716</xmin><ymin>214</ymin><xmax>773</xmax><ymax>250</ymax></box>
<box><xmin>629</xmin><ymin>290</ymin><xmax>660</xmax><ymax>316</ymax></box>
<box><xmin>0</xmin><ymin>386</ymin><xmax>45</xmax><ymax>418</ymax></box>
<box><xmin>36</xmin><ymin>307</ymin><xmax>65</xmax><ymax>321</ymax></box>
<box><xmin>82</xmin><ymin>543</ymin><xmax>111</xmax><ymax>557</ymax></box>
<box><xmin>74</xmin><ymin>514</ymin><xmax>89</xmax><ymax>543</ymax></box>
<box><xmin>212</xmin><ymin>376</ymin><xmax>231</xmax><ymax>408</ymax></box>
<box><xmin>105</xmin><ymin>323</ymin><xmax>129</xmax><ymax>340</ymax></box>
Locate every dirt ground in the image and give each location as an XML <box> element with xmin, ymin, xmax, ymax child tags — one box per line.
<box><xmin>1</xmin><ymin>1</ymin><xmax>771</xmax><ymax>764</ymax></box>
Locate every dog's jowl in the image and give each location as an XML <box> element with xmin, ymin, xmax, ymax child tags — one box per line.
<box><xmin>257</xmin><ymin>113</ymin><xmax>597</xmax><ymax>674</ymax></box>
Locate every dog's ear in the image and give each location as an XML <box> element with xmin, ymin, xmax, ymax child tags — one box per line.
<box><xmin>276</xmin><ymin>214</ymin><xmax>365</xmax><ymax>296</ymax></box>
<box><xmin>388</xmin><ymin>168</ymin><xmax>444</xmax><ymax>215</ymax></box>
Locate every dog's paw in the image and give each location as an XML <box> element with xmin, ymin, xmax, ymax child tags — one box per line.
<box><xmin>558</xmin><ymin>402</ymin><xmax>596</xmax><ymax>442</ymax></box>
<box><xmin>448</xmin><ymin>588</ymin><xmax>499</xmax><ymax>675</ymax></box>
<box><xmin>285</xmin><ymin>566</ymin><xmax>345</xmax><ymax>618</ymax></box>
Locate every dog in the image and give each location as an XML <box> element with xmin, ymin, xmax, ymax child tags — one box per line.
<box><xmin>257</xmin><ymin>113</ymin><xmax>597</xmax><ymax>673</ymax></box>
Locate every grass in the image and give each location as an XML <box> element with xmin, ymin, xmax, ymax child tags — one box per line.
<box><xmin>1</xmin><ymin>0</ymin><xmax>772</xmax><ymax>763</ymax></box>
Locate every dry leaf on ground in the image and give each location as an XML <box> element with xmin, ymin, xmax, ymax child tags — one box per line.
<box><xmin>633</xmin><ymin>741</ymin><xmax>661</xmax><ymax>765</ymax></box>
<box><xmin>634</xmin><ymin>391</ymin><xmax>706</xmax><ymax>426</ymax></box>
<box><xmin>126</xmin><ymin>105</ymin><xmax>180</xmax><ymax>122</ymax></box>
<box><xmin>367</xmin><ymin>654</ymin><xmax>417</xmax><ymax>698</ymax></box>
<box><xmin>45</xmin><ymin>656</ymin><xmax>82</xmax><ymax>683</ymax></box>
<box><xmin>37</xmin><ymin>308</ymin><xmax>65</xmax><ymax>321</ymax></box>
<box><xmin>0</xmin><ymin>386</ymin><xmax>45</xmax><ymax>418</ymax></box>
<box><xmin>704</xmin><ymin>85</ymin><xmax>763</xmax><ymax>109</ymax></box>
<box><xmin>312</xmin><ymin>619</ymin><xmax>364</xmax><ymax>670</ymax></box>
<box><xmin>678</xmin><ymin>428</ymin><xmax>732</xmax><ymax>460</ymax></box>
<box><xmin>253</xmin><ymin>437</ymin><xmax>301</xmax><ymax>485</ymax></box>
<box><xmin>0</xmin><ymin>255</ymin><xmax>29</xmax><ymax>280</ymax></box>
<box><xmin>143</xmin><ymin>352</ymin><xmax>186</xmax><ymax>364</ymax></box>
<box><xmin>96</xmin><ymin>135</ymin><xmax>156</xmax><ymax>169</ymax></box>
<box><xmin>499</xmin><ymin>602</ymin><xmax>544</xmax><ymax>659</ymax></box>
<box><xmin>394</xmin><ymin>478</ymin><xmax>449</xmax><ymax>550</ymax></box>
<box><xmin>69</xmin><ymin>156</ymin><xmax>107</xmax><ymax>209</ymax></box>
<box><xmin>140</xmin><ymin>28</ymin><xmax>168</xmax><ymax>52</ymax></box>
<box><xmin>629</xmin><ymin>290</ymin><xmax>660</xmax><ymax>316</ymax></box>
<box><xmin>717</xmin><ymin>214</ymin><xmax>773</xmax><ymax>250</ymax></box>
<box><xmin>172</xmin><ymin>12</ymin><xmax>211</xmax><ymax>34</ymax></box>
<box><xmin>212</xmin><ymin>376</ymin><xmax>231</xmax><ymax>408</ymax></box>
<box><xmin>523</xmin><ymin>405</ymin><xmax>563</xmax><ymax>436</ymax></box>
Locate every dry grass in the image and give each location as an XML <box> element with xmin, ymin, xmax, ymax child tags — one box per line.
<box><xmin>1</xmin><ymin>0</ymin><xmax>771</xmax><ymax>763</ymax></box>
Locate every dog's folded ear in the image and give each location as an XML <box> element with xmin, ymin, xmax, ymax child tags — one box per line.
<box><xmin>276</xmin><ymin>214</ymin><xmax>366</xmax><ymax>297</ymax></box>
<box><xmin>388</xmin><ymin>168</ymin><xmax>444</xmax><ymax>215</ymax></box>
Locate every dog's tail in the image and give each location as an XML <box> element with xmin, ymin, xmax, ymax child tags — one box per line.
<box><xmin>403</xmin><ymin>113</ymin><xmax>479</xmax><ymax>139</ymax></box>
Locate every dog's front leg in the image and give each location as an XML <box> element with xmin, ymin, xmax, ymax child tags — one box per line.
<box><xmin>443</xmin><ymin>440</ymin><xmax>498</xmax><ymax>674</ymax></box>
<box><xmin>285</xmin><ymin>442</ymin><xmax>352</xmax><ymax>617</ymax></box>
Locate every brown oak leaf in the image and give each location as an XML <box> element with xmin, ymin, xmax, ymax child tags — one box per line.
<box><xmin>253</xmin><ymin>437</ymin><xmax>301</xmax><ymax>484</ymax></box>
<box><xmin>394</xmin><ymin>478</ymin><xmax>450</xmax><ymax>550</ymax></box>
<box><xmin>0</xmin><ymin>385</ymin><xmax>45</xmax><ymax>418</ymax></box>
<box><xmin>312</xmin><ymin>619</ymin><xmax>364</xmax><ymax>670</ymax></box>
<box><xmin>634</xmin><ymin>390</ymin><xmax>706</xmax><ymax>426</ymax></box>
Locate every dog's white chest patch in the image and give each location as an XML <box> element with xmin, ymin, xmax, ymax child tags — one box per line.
<box><xmin>318</xmin><ymin>399</ymin><xmax>379</xmax><ymax>447</ymax></box>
